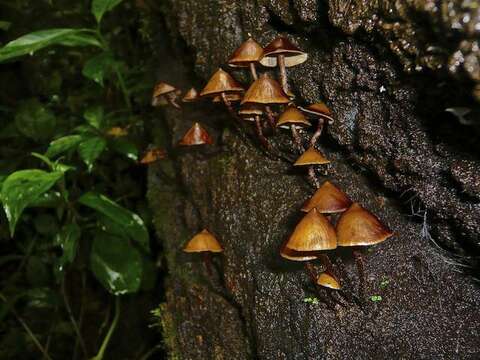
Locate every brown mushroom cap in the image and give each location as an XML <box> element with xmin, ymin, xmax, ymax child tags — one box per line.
<box><xmin>241</xmin><ymin>73</ymin><xmax>290</xmax><ymax>105</ymax></box>
<box><xmin>317</xmin><ymin>272</ymin><xmax>341</xmax><ymax>290</ymax></box>
<box><xmin>301</xmin><ymin>101</ymin><xmax>333</xmax><ymax>118</ymax></box>
<box><xmin>153</xmin><ymin>82</ymin><xmax>177</xmax><ymax>97</ymax></box>
<box><xmin>183</xmin><ymin>229</ymin><xmax>223</xmax><ymax>253</ymax></box>
<box><xmin>239</xmin><ymin>103</ymin><xmax>264</xmax><ymax>116</ymax></box>
<box><xmin>302</xmin><ymin>181</ymin><xmax>352</xmax><ymax>213</ymax></box>
<box><xmin>228</xmin><ymin>38</ymin><xmax>264</xmax><ymax>67</ymax></box>
<box><xmin>280</xmin><ymin>242</ymin><xmax>321</xmax><ymax>261</ymax></box>
<box><xmin>294</xmin><ymin>146</ymin><xmax>330</xmax><ymax>166</ymax></box>
<box><xmin>212</xmin><ymin>93</ymin><xmax>242</xmax><ymax>103</ymax></box>
<box><xmin>200</xmin><ymin>68</ymin><xmax>244</xmax><ymax>97</ymax></box>
<box><xmin>139</xmin><ymin>148</ymin><xmax>167</xmax><ymax>164</ymax></box>
<box><xmin>276</xmin><ymin>105</ymin><xmax>311</xmax><ymax>129</ymax></box>
<box><xmin>285</xmin><ymin>208</ymin><xmax>337</xmax><ymax>252</ymax></box>
<box><xmin>337</xmin><ymin>203</ymin><xmax>394</xmax><ymax>247</ymax></box>
<box><xmin>179</xmin><ymin>122</ymin><xmax>214</xmax><ymax>146</ymax></box>
<box><xmin>182</xmin><ymin>87</ymin><xmax>199</xmax><ymax>102</ymax></box>
<box><xmin>260</xmin><ymin>36</ymin><xmax>308</xmax><ymax>68</ymax></box>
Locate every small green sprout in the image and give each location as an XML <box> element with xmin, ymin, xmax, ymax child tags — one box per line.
<box><xmin>380</xmin><ymin>278</ymin><xmax>390</xmax><ymax>289</ymax></box>
<box><xmin>370</xmin><ymin>295</ymin><xmax>383</xmax><ymax>302</ymax></box>
<box><xmin>303</xmin><ymin>297</ymin><xmax>319</xmax><ymax>305</ymax></box>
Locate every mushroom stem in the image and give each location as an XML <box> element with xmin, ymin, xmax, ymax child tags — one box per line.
<box><xmin>166</xmin><ymin>92</ymin><xmax>181</xmax><ymax>109</ymax></box>
<box><xmin>265</xmin><ymin>106</ymin><xmax>276</xmax><ymax>133</ymax></box>
<box><xmin>221</xmin><ymin>92</ymin><xmax>237</xmax><ymax>117</ymax></box>
<box><xmin>254</xmin><ymin>115</ymin><xmax>270</xmax><ymax>149</ymax></box>
<box><xmin>203</xmin><ymin>253</ymin><xmax>212</xmax><ymax>277</ymax></box>
<box><xmin>353</xmin><ymin>250</ymin><xmax>366</xmax><ymax>302</ymax></box>
<box><xmin>249</xmin><ymin>62</ymin><xmax>258</xmax><ymax>81</ymax></box>
<box><xmin>308</xmin><ymin>166</ymin><xmax>320</xmax><ymax>188</ymax></box>
<box><xmin>290</xmin><ymin>125</ymin><xmax>304</xmax><ymax>152</ymax></box>
<box><xmin>310</xmin><ymin>118</ymin><xmax>324</xmax><ymax>146</ymax></box>
<box><xmin>277</xmin><ymin>54</ymin><xmax>289</xmax><ymax>96</ymax></box>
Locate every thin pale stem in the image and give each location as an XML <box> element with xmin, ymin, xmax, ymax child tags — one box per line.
<box><xmin>249</xmin><ymin>62</ymin><xmax>258</xmax><ymax>80</ymax></box>
<box><xmin>255</xmin><ymin>115</ymin><xmax>270</xmax><ymax>149</ymax></box>
<box><xmin>91</xmin><ymin>297</ymin><xmax>121</xmax><ymax>360</ymax></box>
<box><xmin>290</xmin><ymin>125</ymin><xmax>304</xmax><ymax>152</ymax></box>
<box><xmin>310</xmin><ymin>118</ymin><xmax>324</xmax><ymax>147</ymax></box>
<box><xmin>278</xmin><ymin>54</ymin><xmax>289</xmax><ymax>95</ymax></box>
<box><xmin>166</xmin><ymin>92</ymin><xmax>181</xmax><ymax>109</ymax></box>
<box><xmin>308</xmin><ymin>166</ymin><xmax>320</xmax><ymax>188</ymax></box>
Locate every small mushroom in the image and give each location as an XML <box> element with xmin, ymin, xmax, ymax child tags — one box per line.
<box><xmin>336</xmin><ymin>202</ymin><xmax>394</xmax><ymax>300</ymax></box>
<box><xmin>228</xmin><ymin>38</ymin><xmax>264</xmax><ymax>80</ymax></box>
<box><xmin>212</xmin><ymin>93</ymin><xmax>242</xmax><ymax>103</ymax></box>
<box><xmin>241</xmin><ymin>73</ymin><xmax>290</xmax><ymax>131</ymax></box>
<box><xmin>260</xmin><ymin>36</ymin><xmax>308</xmax><ymax>96</ymax></box>
<box><xmin>179</xmin><ymin>122</ymin><xmax>214</xmax><ymax>146</ymax></box>
<box><xmin>182</xmin><ymin>87</ymin><xmax>199</xmax><ymax>103</ymax></box>
<box><xmin>200</xmin><ymin>68</ymin><xmax>244</xmax><ymax>115</ymax></box>
<box><xmin>139</xmin><ymin>147</ymin><xmax>167</xmax><ymax>164</ymax></box>
<box><xmin>293</xmin><ymin>146</ymin><xmax>330</xmax><ymax>188</ymax></box>
<box><xmin>317</xmin><ymin>271</ymin><xmax>342</xmax><ymax>290</ymax></box>
<box><xmin>276</xmin><ymin>105</ymin><xmax>311</xmax><ymax>152</ymax></box>
<box><xmin>183</xmin><ymin>229</ymin><xmax>223</xmax><ymax>275</ymax></box>
<box><xmin>239</xmin><ymin>103</ymin><xmax>269</xmax><ymax>148</ymax></box>
<box><xmin>301</xmin><ymin>180</ymin><xmax>352</xmax><ymax>213</ymax></box>
<box><xmin>152</xmin><ymin>82</ymin><xmax>181</xmax><ymax>109</ymax></box>
<box><xmin>300</xmin><ymin>102</ymin><xmax>334</xmax><ymax>146</ymax></box>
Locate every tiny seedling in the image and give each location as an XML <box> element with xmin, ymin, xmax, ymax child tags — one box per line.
<box><xmin>303</xmin><ymin>297</ymin><xmax>319</xmax><ymax>305</ymax></box>
<box><xmin>370</xmin><ymin>295</ymin><xmax>383</xmax><ymax>302</ymax></box>
<box><xmin>380</xmin><ymin>278</ymin><xmax>390</xmax><ymax>289</ymax></box>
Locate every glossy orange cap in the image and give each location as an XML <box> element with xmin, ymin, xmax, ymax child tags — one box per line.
<box><xmin>277</xmin><ymin>105</ymin><xmax>311</xmax><ymax>128</ymax></box>
<box><xmin>241</xmin><ymin>74</ymin><xmax>290</xmax><ymax>105</ymax></box>
<box><xmin>260</xmin><ymin>36</ymin><xmax>308</xmax><ymax>67</ymax></box>
<box><xmin>179</xmin><ymin>122</ymin><xmax>214</xmax><ymax>146</ymax></box>
<box><xmin>200</xmin><ymin>68</ymin><xmax>244</xmax><ymax>97</ymax></box>
<box><xmin>317</xmin><ymin>272</ymin><xmax>341</xmax><ymax>290</ymax></box>
<box><xmin>182</xmin><ymin>87</ymin><xmax>199</xmax><ymax>102</ymax></box>
<box><xmin>139</xmin><ymin>148</ymin><xmax>167</xmax><ymax>164</ymax></box>
<box><xmin>293</xmin><ymin>147</ymin><xmax>330</xmax><ymax>166</ymax></box>
<box><xmin>228</xmin><ymin>38</ymin><xmax>264</xmax><ymax>67</ymax></box>
<box><xmin>183</xmin><ymin>229</ymin><xmax>223</xmax><ymax>253</ymax></box>
<box><xmin>301</xmin><ymin>181</ymin><xmax>352</xmax><ymax>213</ymax></box>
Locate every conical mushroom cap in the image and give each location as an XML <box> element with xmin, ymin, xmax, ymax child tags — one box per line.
<box><xmin>140</xmin><ymin>148</ymin><xmax>167</xmax><ymax>164</ymax></box>
<box><xmin>277</xmin><ymin>105</ymin><xmax>311</xmax><ymax>129</ymax></box>
<box><xmin>179</xmin><ymin>122</ymin><xmax>214</xmax><ymax>146</ymax></box>
<box><xmin>301</xmin><ymin>101</ymin><xmax>333</xmax><ymax>120</ymax></box>
<box><xmin>302</xmin><ymin>181</ymin><xmax>352</xmax><ymax>213</ymax></box>
<box><xmin>212</xmin><ymin>93</ymin><xmax>242</xmax><ymax>103</ymax></box>
<box><xmin>182</xmin><ymin>87</ymin><xmax>199</xmax><ymax>102</ymax></box>
<box><xmin>183</xmin><ymin>229</ymin><xmax>223</xmax><ymax>253</ymax></box>
<box><xmin>317</xmin><ymin>272</ymin><xmax>341</xmax><ymax>290</ymax></box>
<box><xmin>241</xmin><ymin>74</ymin><xmax>290</xmax><ymax>105</ymax></box>
<box><xmin>228</xmin><ymin>38</ymin><xmax>264</xmax><ymax>67</ymax></box>
<box><xmin>200</xmin><ymin>68</ymin><xmax>244</xmax><ymax>97</ymax></box>
<box><xmin>260</xmin><ymin>36</ymin><xmax>308</xmax><ymax>68</ymax></box>
<box><xmin>337</xmin><ymin>203</ymin><xmax>394</xmax><ymax>247</ymax></box>
<box><xmin>285</xmin><ymin>208</ymin><xmax>337</xmax><ymax>252</ymax></box>
<box><xmin>153</xmin><ymin>82</ymin><xmax>177</xmax><ymax>97</ymax></box>
<box><xmin>294</xmin><ymin>146</ymin><xmax>330</xmax><ymax>166</ymax></box>
<box><xmin>280</xmin><ymin>241</ymin><xmax>320</xmax><ymax>261</ymax></box>
<box><xmin>239</xmin><ymin>103</ymin><xmax>264</xmax><ymax>116</ymax></box>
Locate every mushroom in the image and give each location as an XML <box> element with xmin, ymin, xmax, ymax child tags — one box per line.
<box><xmin>260</xmin><ymin>36</ymin><xmax>308</xmax><ymax>96</ymax></box>
<box><xmin>183</xmin><ymin>229</ymin><xmax>223</xmax><ymax>275</ymax></box>
<box><xmin>238</xmin><ymin>103</ymin><xmax>269</xmax><ymax>148</ymax></box>
<box><xmin>228</xmin><ymin>37</ymin><xmax>264</xmax><ymax>80</ymax></box>
<box><xmin>241</xmin><ymin>73</ymin><xmax>290</xmax><ymax>131</ymax></box>
<box><xmin>212</xmin><ymin>93</ymin><xmax>242</xmax><ymax>103</ymax></box>
<box><xmin>200</xmin><ymin>68</ymin><xmax>244</xmax><ymax>115</ymax></box>
<box><xmin>152</xmin><ymin>82</ymin><xmax>181</xmax><ymax>109</ymax></box>
<box><xmin>300</xmin><ymin>101</ymin><xmax>334</xmax><ymax>146</ymax></box>
<box><xmin>336</xmin><ymin>202</ymin><xmax>394</xmax><ymax>300</ymax></box>
<box><xmin>179</xmin><ymin>122</ymin><xmax>214</xmax><ymax>146</ymax></box>
<box><xmin>182</xmin><ymin>87</ymin><xmax>199</xmax><ymax>103</ymax></box>
<box><xmin>139</xmin><ymin>147</ymin><xmax>167</xmax><ymax>164</ymax></box>
<box><xmin>301</xmin><ymin>180</ymin><xmax>352</xmax><ymax>213</ymax></box>
<box><xmin>276</xmin><ymin>105</ymin><xmax>311</xmax><ymax>152</ymax></box>
<box><xmin>293</xmin><ymin>146</ymin><xmax>330</xmax><ymax>188</ymax></box>
<box><xmin>317</xmin><ymin>271</ymin><xmax>342</xmax><ymax>290</ymax></box>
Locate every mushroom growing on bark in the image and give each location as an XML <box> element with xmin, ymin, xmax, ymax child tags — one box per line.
<box><xmin>301</xmin><ymin>180</ymin><xmax>352</xmax><ymax>213</ymax></box>
<box><xmin>139</xmin><ymin>147</ymin><xmax>167</xmax><ymax>164</ymax></box>
<box><xmin>241</xmin><ymin>73</ymin><xmax>290</xmax><ymax>131</ymax></box>
<box><xmin>182</xmin><ymin>87</ymin><xmax>199</xmax><ymax>103</ymax></box>
<box><xmin>276</xmin><ymin>105</ymin><xmax>311</xmax><ymax>152</ymax></box>
<box><xmin>179</xmin><ymin>122</ymin><xmax>214</xmax><ymax>146</ymax></box>
<box><xmin>239</xmin><ymin>103</ymin><xmax>269</xmax><ymax>148</ymax></box>
<box><xmin>260</xmin><ymin>36</ymin><xmax>308</xmax><ymax>97</ymax></box>
<box><xmin>336</xmin><ymin>202</ymin><xmax>394</xmax><ymax>300</ymax></box>
<box><xmin>151</xmin><ymin>82</ymin><xmax>181</xmax><ymax>109</ymax></box>
<box><xmin>228</xmin><ymin>38</ymin><xmax>264</xmax><ymax>81</ymax></box>
<box><xmin>183</xmin><ymin>229</ymin><xmax>223</xmax><ymax>275</ymax></box>
<box><xmin>317</xmin><ymin>271</ymin><xmax>342</xmax><ymax>290</ymax></box>
<box><xmin>200</xmin><ymin>68</ymin><xmax>244</xmax><ymax>115</ymax></box>
<box><xmin>293</xmin><ymin>146</ymin><xmax>330</xmax><ymax>188</ymax></box>
<box><xmin>300</xmin><ymin>101</ymin><xmax>334</xmax><ymax>146</ymax></box>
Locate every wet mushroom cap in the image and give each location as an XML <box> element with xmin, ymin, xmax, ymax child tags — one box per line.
<box><xmin>182</xmin><ymin>87</ymin><xmax>199</xmax><ymax>102</ymax></box>
<box><xmin>140</xmin><ymin>148</ymin><xmax>167</xmax><ymax>164</ymax></box>
<box><xmin>285</xmin><ymin>208</ymin><xmax>337</xmax><ymax>252</ymax></box>
<box><xmin>212</xmin><ymin>93</ymin><xmax>242</xmax><ymax>103</ymax></box>
<box><xmin>228</xmin><ymin>38</ymin><xmax>264</xmax><ymax>67</ymax></box>
<box><xmin>317</xmin><ymin>272</ymin><xmax>341</xmax><ymax>290</ymax></box>
<box><xmin>276</xmin><ymin>105</ymin><xmax>311</xmax><ymax>129</ymax></box>
<box><xmin>280</xmin><ymin>243</ymin><xmax>321</xmax><ymax>261</ymax></box>
<box><xmin>239</xmin><ymin>103</ymin><xmax>264</xmax><ymax>116</ymax></box>
<box><xmin>241</xmin><ymin>74</ymin><xmax>290</xmax><ymax>105</ymax></box>
<box><xmin>294</xmin><ymin>146</ymin><xmax>330</xmax><ymax>166</ymax></box>
<box><xmin>200</xmin><ymin>68</ymin><xmax>244</xmax><ymax>97</ymax></box>
<box><xmin>302</xmin><ymin>101</ymin><xmax>332</xmax><ymax>117</ymax></box>
<box><xmin>260</xmin><ymin>36</ymin><xmax>308</xmax><ymax>68</ymax></box>
<box><xmin>336</xmin><ymin>203</ymin><xmax>394</xmax><ymax>247</ymax></box>
<box><xmin>153</xmin><ymin>82</ymin><xmax>177</xmax><ymax>97</ymax></box>
<box><xmin>302</xmin><ymin>181</ymin><xmax>352</xmax><ymax>213</ymax></box>
<box><xmin>183</xmin><ymin>229</ymin><xmax>223</xmax><ymax>253</ymax></box>
<box><xmin>179</xmin><ymin>122</ymin><xmax>214</xmax><ymax>146</ymax></box>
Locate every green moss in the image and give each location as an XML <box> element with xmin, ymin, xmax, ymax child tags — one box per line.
<box><xmin>151</xmin><ymin>303</ymin><xmax>181</xmax><ymax>360</ymax></box>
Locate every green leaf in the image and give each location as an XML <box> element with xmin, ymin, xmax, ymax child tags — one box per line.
<box><xmin>110</xmin><ymin>138</ymin><xmax>138</xmax><ymax>161</ymax></box>
<box><xmin>78</xmin><ymin>192</ymin><xmax>149</xmax><ymax>253</ymax></box>
<box><xmin>92</xmin><ymin>0</ymin><xmax>124</xmax><ymax>23</ymax></box>
<box><xmin>84</xmin><ymin>106</ymin><xmax>103</xmax><ymax>129</ymax></box>
<box><xmin>82</xmin><ymin>51</ymin><xmax>115</xmax><ymax>86</ymax></box>
<box><xmin>53</xmin><ymin>223</ymin><xmax>80</xmax><ymax>279</ymax></box>
<box><xmin>0</xmin><ymin>28</ymin><xmax>101</xmax><ymax>63</ymax></box>
<box><xmin>1</xmin><ymin>170</ymin><xmax>63</xmax><ymax>236</ymax></box>
<box><xmin>45</xmin><ymin>135</ymin><xmax>83</xmax><ymax>158</ymax></box>
<box><xmin>32</xmin><ymin>152</ymin><xmax>75</xmax><ymax>174</ymax></box>
<box><xmin>370</xmin><ymin>295</ymin><xmax>383</xmax><ymax>302</ymax></box>
<box><xmin>90</xmin><ymin>232</ymin><xmax>142</xmax><ymax>295</ymax></box>
<box><xmin>77</xmin><ymin>136</ymin><xmax>106</xmax><ymax>169</ymax></box>
<box><xmin>15</xmin><ymin>99</ymin><xmax>56</xmax><ymax>141</ymax></box>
